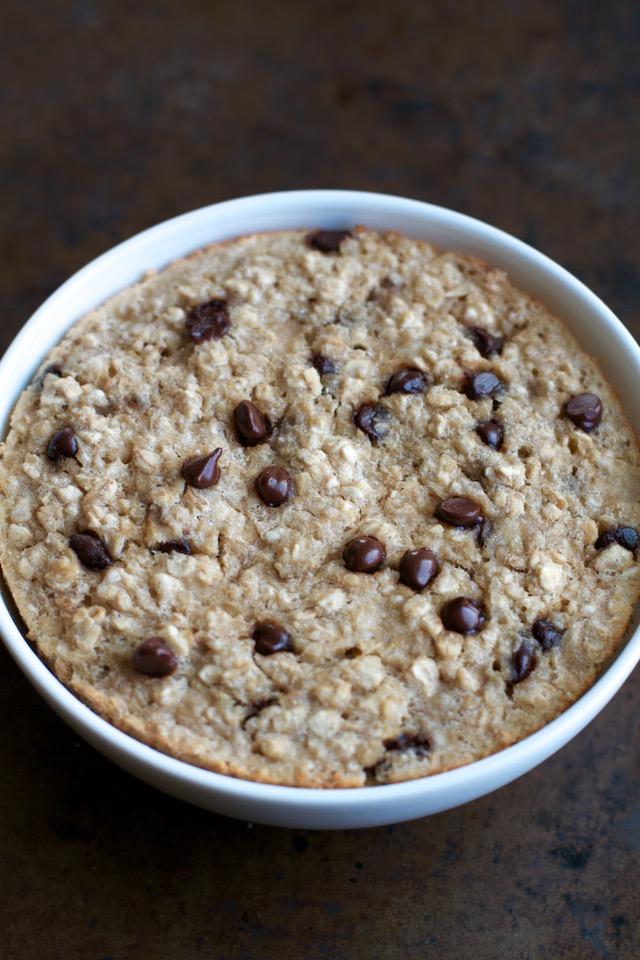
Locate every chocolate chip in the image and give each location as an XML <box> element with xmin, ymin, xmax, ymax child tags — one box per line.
<box><xmin>234</xmin><ymin>400</ymin><xmax>271</xmax><ymax>447</ymax></box>
<box><xmin>383</xmin><ymin>732</ymin><xmax>431</xmax><ymax>757</ymax></box>
<box><xmin>185</xmin><ymin>299</ymin><xmax>230</xmax><ymax>343</ymax></box>
<box><xmin>35</xmin><ymin>364</ymin><xmax>64</xmax><ymax>389</ymax></box>
<box><xmin>306</xmin><ymin>229</ymin><xmax>351</xmax><ymax>253</ymax></box>
<box><xmin>253</xmin><ymin>621</ymin><xmax>294</xmax><ymax>656</ymax></box>
<box><xmin>255</xmin><ymin>465</ymin><xmax>291</xmax><ymax>507</ymax></box>
<box><xmin>311</xmin><ymin>354</ymin><xmax>337</xmax><ymax>375</ymax></box>
<box><xmin>436</xmin><ymin>496</ymin><xmax>482</xmax><ymax>528</ymax></box>
<box><xmin>595</xmin><ymin>525</ymin><xmax>639</xmax><ymax>552</ymax></box>
<box><xmin>564</xmin><ymin>393</ymin><xmax>603</xmax><ymax>432</ymax></box>
<box><xmin>344</xmin><ymin>646</ymin><xmax>362</xmax><ymax>659</ymax></box>
<box><xmin>133</xmin><ymin>638</ymin><xmax>178</xmax><ymax>677</ymax></box>
<box><xmin>511</xmin><ymin>641</ymin><xmax>537</xmax><ymax>684</ymax></box>
<box><xmin>353</xmin><ymin>402</ymin><xmax>390</xmax><ymax>443</ymax></box>
<box><xmin>343</xmin><ymin>535</ymin><xmax>386</xmax><ymax>573</ymax></box>
<box><xmin>467</xmin><ymin>326</ymin><xmax>503</xmax><ymax>358</ymax></box>
<box><xmin>399</xmin><ymin>548</ymin><xmax>439</xmax><ymax>590</ymax></box>
<box><xmin>476</xmin><ymin>418</ymin><xmax>504</xmax><ymax>450</ymax></box>
<box><xmin>441</xmin><ymin>596</ymin><xmax>486</xmax><ymax>634</ymax></box>
<box><xmin>69</xmin><ymin>531</ymin><xmax>113</xmax><ymax>570</ymax></box>
<box><xmin>616</xmin><ymin>528</ymin><xmax>639</xmax><ymax>552</ymax></box>
<box><xmin>532</xmin><ymin>617</ymin><xmax>562</xmax><ymax>651</ymax></box>
<box><xmin>614</xmin><ymin>527</ymin><xmax>639</xmax><ymax>551</ymax></box>
<box><xmin>596</xmin><ymin>529</ymin><xmax>620</xmax><ymax>550</ymax></box>
<box><xmin>46</xmin><ymin>426</ymin><xmax>78</xmax><ymax>461</ymax></box>
<box><xmin>181</xmin><ymin>449</ymin><xmax>222</xmax><ymax>489</ymax></box>
<box><xmin>386</xmin><ymin>367</ymin><xmax>428</xmax><ymax>395</ymax></box>
<box><xmin>464</xmin><ymin>371</ymin><xmax>505</xmax><ymax>400</ymax></box>
<box><xmin>153</xmin><ymin>538</ymin><xmax>191</xmax><ymax>555</ymax></box>
<box><xmin>243</xmin><ymin>696</ymin><xmax>278</xmax><ymax>723</ymax></box>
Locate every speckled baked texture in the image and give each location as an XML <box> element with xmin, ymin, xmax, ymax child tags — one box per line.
<box><xmin>1</xmin><ymin>227</ymin><xmax>639</xmax><ymax>787</ymax></box>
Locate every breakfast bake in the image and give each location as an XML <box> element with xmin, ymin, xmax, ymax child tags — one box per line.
<box><xmin>1</xmin><ymin>226</ymin><xmax>639</xmax><ymax>786</ymax></box>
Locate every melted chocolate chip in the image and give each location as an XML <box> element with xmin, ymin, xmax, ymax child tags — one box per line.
<box><xmin>243</xmin><ymin>696</ymin><xmax>278</xmax><ymax>723</ymax></box>
<box><xmin>343</xmin><ymin>535</ymin><xmax>386</xmax><ymax>573</ymax></box>
<box><xmin>441</xmin><ymin>596</ymin><xmax>486</xmax><ymax>634</ymax></box>
<box><xmin>46</xmin><ymin>426</ymin><xmax>78</xmax><ymax>461</ymax></box>
<box><xmin>465</xmin><ymin>371</ymin><xmax>505</xmax><ymax>400</ymax></box>
<box><xmin>306</xmin><ymin>229</ymin><xmax>351</xmax><ymax>253</ymax></box>
<box><xmin>344</xmin><ymin>646</ymin><xmax>362</xmax><ymax>659</ymax></box>
<box><xmin>476</xmin><ymin>418</ymin><xmax>504</xmax><ymax>450</ymax></box>
<box><xmin>35</xmin><ymin>364</ymin><xmax>64</xmax><ymax>389</ymax></box>
<box><xmin>185</xmin><ymin>299</ymin><xmax>230</xmax><ymax>343</ymax></box>
<box><xmin>42</xmin><ymin>364</ymin><xmax>63</xmax><ymax>381</ymax></box>
<box><xmin>255</xmin><ymin>465</ymin><xmax>291</xmax><ymax>507</ymax></box>
<box><xmin>564</xmin><ymin>393</ymin><xmax>603</xmax><ymax>432</ymax></box>
<box><xmin>467</xmin><ymin>326</ymin><xmax>503</xmax><ymax>358</ymax></box>
<box><xmin>253</xmin><ymin>621</ymin><xmax>294</xmax><ymax>656</ymax></box>
<box><xmin>532</xmin><ymin>617</ymin><xmax>562</xmax><ymax>651</ymax></box>
<box><xmin>311</xmin><ymin>354</ymin><xmax>337</xmax><ymax>375</ymax></box>
<box><xmin>181</xmin><ymin>449</ymin><xmax>222</xmax><ymax>489</ymax></box>
<box><xmin>383</xmin><ymin>732</ymin><xmax>431</xmax><ymax>757</ymax></box>
<box><xmin>595</xmin><ymin>525</ymin><xmax>639</xmax><ymax>552</ymax></box>
<box><xmin>234</xmin><ymin>400</ymin><xmax>271</xmax><ymax>447</ymax></box>
<box><xmin>399</xmin><ymin>548</ymin><xmax>439</xmax><ymax>590</ymax></box>
<box><xmin>153</xmin><ymin>538</ymin><xmax>192</xmax><ymax>555</ymax></box>
<box><xmin>69</xmin><ymin>531</ymin><xmax>113</xmax><ymax>570</ymax></box>
<box><xmin>511</xmin><ymin>641</ymin><xmax>537</xmax><ymax>684</ymax></box>
<box><xmin>594</xmin><ymin>527</ymin><xmax>616</xmax><ymax>550</ymax></box>
<box><xmin>436</xmin><ymin>496</ymin><xmax>482</xmax><ymax>528</ymax></box>
<box><xmin>133</xmin><ymin>638</ymin><xmax>178</xmax><ymax>677</ymax></box>
<box><xmin>386</xmin><ymin>367</ymin><xmax>428</xmax><ymax>395</ymax></box>
<box><xmin>353</xmin><ymin>402</ymin><xmax>390</xmax><ymax>443</ymax></box>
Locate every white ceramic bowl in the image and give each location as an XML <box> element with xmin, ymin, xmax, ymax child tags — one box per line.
<box><xmin>2</xmin><ymin>190</ymin><xmax>639</xmax><ymax>829</ymax></box>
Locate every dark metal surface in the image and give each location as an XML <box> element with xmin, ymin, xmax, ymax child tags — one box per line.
<box><xmin>1</xmin><ymin>2</ymin><xmax>639</xmax><ymax>957</ymax></box>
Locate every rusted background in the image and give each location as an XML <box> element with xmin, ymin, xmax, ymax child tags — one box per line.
<box><xmin>1</xmin><ymin>2</ymin><xmax>639</xmax><ymax>957</ymax></box>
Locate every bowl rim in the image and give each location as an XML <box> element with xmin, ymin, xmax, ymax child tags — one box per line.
<box><xmin>2</xmin><ymin>188</ymin><xmax>640</xmax><ymax>821</ymax></box>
